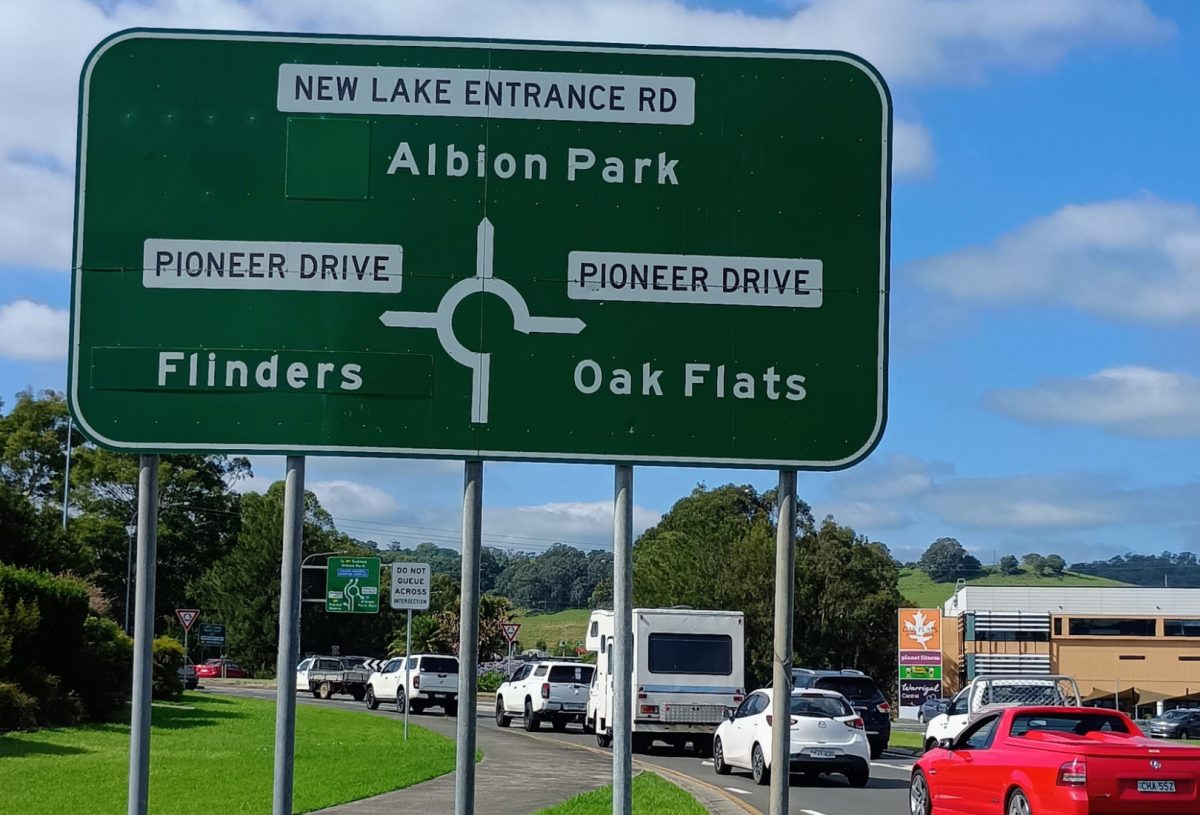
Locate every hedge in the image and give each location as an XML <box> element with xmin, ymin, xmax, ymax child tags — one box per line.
<box><xmin>0</xmin><ymin>564</ymin><xmax>89</xmax><ymax>676</ymax></box>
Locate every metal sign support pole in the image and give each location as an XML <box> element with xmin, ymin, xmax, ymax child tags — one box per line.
<box><xmin>127</xmin><ymin>455</ymin><xmax>158</xmax><ymax>815</ymax></box>
<box><xmin>183</xmin><ymin>627</ymin><xmax>188</xmax><ymax>663</ymax></box>
<box><xmin>612</xmin><ymin>465</ymin><xmax>633</xmax><ymax>815</ymax></box>
<box><xmin>769</xmin><ymin>470</ymin><xmax>798</xmax><ymax>815</ymax></box>
<box><xmin>404</xmin><ymin>609</ymin><xmax>412</xmax><ymax>740</ymax></box>
<box><xmin>272</xmin><ymin>456</ymin><xmax>305</xmax><ymax>815</ymax></box>
<box><xmin>455</xmin><ymin>460</ymin><xmax>483</xmax><ymax>815</ymax></box>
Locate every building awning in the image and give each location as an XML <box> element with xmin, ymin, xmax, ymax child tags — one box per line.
<box><xmin>1132</xmin><ymin>688</ymin><xmax>1174</xmax><ymax>705</ymax></box>
<box><xmin>1082</xmin><ymin>686</ymin><xmax>1175</xmax><ymax>706</ymax></box>
<box><xmin>1166</xmin><ymin>690</ymin><xmax>1200</xmax><ymax>705</ymax></box>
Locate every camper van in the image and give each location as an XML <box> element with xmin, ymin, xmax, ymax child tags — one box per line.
<box><xmin>585</xmin><ymin>607</ymin><xmax>745</xmax><ymax>754</ymax></box>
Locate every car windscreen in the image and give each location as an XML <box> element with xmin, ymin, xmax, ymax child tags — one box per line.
<box><xmin>792</xmin><ymin>695</ymin><xmax>853</xmax><ymax>718</ymax></box>
<box><xmin>813</xmin><ymin>677</ymin><xmax>883</xmax><ymax>703</ymax></box>
<box><xmin>1162</xmin><ymin>710</ymin><xmax>1191</xmax><ymax>720</ymax></box>
<box><xmin>420</xmin><ymin>657</ymin><xmax>458</xmax><ymax>673</ymax></box>
<box><xmin>647</xmin><ymin>633</ymin><xmax>733</xmax><ymax>675</ymax></box>
<box><xmin>1010</xmin><ymin>712</ymin><xmax>1130</xmax><ymax>737</ymax></box>
<box><xmin>548</xmin><ymin>665</ymin><xmax>595</xmax><ymax>683</ymax></box>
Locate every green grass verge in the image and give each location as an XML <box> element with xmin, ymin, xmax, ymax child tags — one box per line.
<box><xmin>516</xmin><ymin>608</ymin><xmax>592</xmax><ymax>654</ymax></box>
<box><xmin>897</xmin><ymin>568</ymin><xmax>1127</xmax><ymax>608</ymax></box>
<box><xmin>889</xmin><ymin>730</ymin><xmax>925</xmax><ymax>750</ymax></box>
<box><xmin>0</xmin><ymin>691</ymin><xmax>457</xmax><ymax>814</ymax></box>
<box><xmin>532</xmin><ymin>772</ymin><xmax>706</xmax><ymax>815</ymax></box>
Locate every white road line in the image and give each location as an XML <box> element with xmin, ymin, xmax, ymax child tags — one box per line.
<box><xmin>700</xmin><ymin>760</ymin><xmax>714</xmax><ymax>766</ymax></box>
<box><xmin>723</xmin><ymin>787</ymin><xmax>753</xmax><ymax>795</ymax></box>
<box><xmin>871</xmin><ymin>761</ymin><xmax>914</xmax><ymax>771</ymax></box>
<box><xmin>800</xmin><ymin>808</ymin><xmax>828</xmax><ymax>815</ymax></box>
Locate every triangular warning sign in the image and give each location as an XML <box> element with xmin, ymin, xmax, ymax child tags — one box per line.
<box><xmin>176</xmin><ymin>609</ymin><xmax>200</xmax><ymax>631</ymax></box>
<box><xmin>501</xmin><ymin>622</ymin><xmax>521</xmax><ymax>643</ymax></box>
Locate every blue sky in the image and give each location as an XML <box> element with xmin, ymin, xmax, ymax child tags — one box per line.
<box><xmin>1</xmin><ymin>0</ymin><xmax>1198</xmax><ymax>565</ymax></box>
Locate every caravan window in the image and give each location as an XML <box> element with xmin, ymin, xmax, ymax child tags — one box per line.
<box><xmin>647</xmin><ymin>633</ymin><xmax>733</xmax><ymax>675</ymax></box>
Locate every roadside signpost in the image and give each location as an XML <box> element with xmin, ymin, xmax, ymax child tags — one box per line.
<box><xmin>175</xmin><ymin>608</ymin><xmax>199</xmax><ymax>658</ymax></box>
<box><xmin>198</xmin><ymin>622</ymin><xmax>225</xmax><ymax>648</ymax></box>
<box><xmin>898</xmin><ymin>609</ymin><xmax>944</xmax><ymax>719</ymax></box>
<box><xmin>390</xmin><ymin>562</ymin><xmax>431</xmax><ymax>739</ymax></box>
<box><xmin>325</xmin><ymin>557</ymin><xmax>381</xmax><ymax>613</ymax></box>
<box><xmin>502</xmin><ymin>622</ymin><xmax>522</xmax><ymax>678</ymax></box>
<box><xmin>71</xmin><ymin>29</ymin><xmax>889</xmax><ymax>815</ymax></box>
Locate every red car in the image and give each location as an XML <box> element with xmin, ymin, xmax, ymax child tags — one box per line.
<box><xmin>910</xmin><ymin>706</ymin><xmax>1199</xmax><ymax>815</ymax></box>
<box><xmin>194</xmin><ymin>658</ymin><xmax>247</xmax><ymax>679</ymax></box>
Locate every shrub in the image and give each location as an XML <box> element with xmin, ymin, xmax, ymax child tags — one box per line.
<box><xmin>0</xmin><ymin>680</ymin><xmax>38</xmax><ymax>732</ymax></box>
<box><xmin>8</xmin><ymin>667</ymin><xmax>83</xmax><ymax>727</ymax></box>
<box><xmin>0</xmin><ymin>565</ymin><xmax>89</xmax><ymax>676</ymax></box>
<box><xmin>152</xmin><ymin>636</ymin><xmax>185</xmax><ymax>701</ymax></box>
<box><xmin>74</xmin><ymin>616</ymin><xmax>132</xmax><ymax>721</ymax></box>
<box><xmin>477</xmin><ymin>670</ymin><xmax>505</xmax><ymax>693</ymax></box>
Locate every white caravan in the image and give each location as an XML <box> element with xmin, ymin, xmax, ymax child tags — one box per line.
<box><xmin>586</xmin><ymin>607</ymin><xmax>745</xmax><ymax>754</ymax></box>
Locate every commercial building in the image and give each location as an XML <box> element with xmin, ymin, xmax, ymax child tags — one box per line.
<box><xmin>941</xmin><ymin>586</ymin><xmax>1200</xmax><ymax>714</ymax></box>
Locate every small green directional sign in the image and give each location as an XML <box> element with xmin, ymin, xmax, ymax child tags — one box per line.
<box><xmin>325</xmin><ymin>556</ymin><xmax>380</xmax><ymax>614</ymax></box>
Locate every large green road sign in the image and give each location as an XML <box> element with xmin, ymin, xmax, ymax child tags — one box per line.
<box><xmin>325</xmin><ymin>556</ymin><xmax>380</xmax><ymax>614</ymax></box>
<box><xmin>70</xmin><ymin>30</ymin><xmax>890</xmax><ymax>469</ymax></box>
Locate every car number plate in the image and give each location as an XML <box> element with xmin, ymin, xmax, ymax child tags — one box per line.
<box><xmin>807</xmin><ymin>749</ymin><xmax>837</xmax><ymax>758</ymax></box>
<box><xmin>1137</xmin><ymin>780</ymin><xmax>1176</xmax><ymax>793</ymax></box>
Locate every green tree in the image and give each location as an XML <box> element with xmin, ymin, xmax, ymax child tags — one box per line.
<box><xmin>918</xmin><ymin>537</ymin><xmax>982</xmax><ymax>583</ymax></box>
<box><xmin>998</xmin><ymin>554</ymin><xmax>1020</xmax><ymax>575</ymax></box>
<box><xmin>1022</xmin><ymin>553</ymin><xmax>1046</xmax><ymax>575</ymax></box>
<box><xmin>0</xmin><ymin>389</ymin><xmax>84</xmax><ymax>505</ymax></box>
<box><xmin>1043</xmin><ymin>554</ymin><xmax>1066</xmax><ymax>576</ymax></box>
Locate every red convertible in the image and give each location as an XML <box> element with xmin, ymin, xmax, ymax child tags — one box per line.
<box><xmin>910</xmin><ymin>706</ymin><xmax>1199</xmax><ymax>815</ymax></box>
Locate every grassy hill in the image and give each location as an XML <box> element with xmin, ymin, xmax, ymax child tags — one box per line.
<box><xmin>512</xmin><ymin>608</ymin><xmax>592</xmax><ymax>655</ymax></box>
<box><xmin>898</xmin><ymin>567</ymin><xmax>1128</xmax><ymax>608</ymax></box>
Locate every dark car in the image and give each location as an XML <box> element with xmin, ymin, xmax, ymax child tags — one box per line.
<box><xmin>792</xmin><ymin>668</ymin><xmax>891</xmax><ymax>758</ymax></box>
<box><xmin>1145</xmin><ymin>708</ymin><xmax>1200</xmax><ymax>739</ymax></box>
<box><xmin>917</xmin><ymin>696</ymin><xmax>949</xmax><ymax>724</ymax></box>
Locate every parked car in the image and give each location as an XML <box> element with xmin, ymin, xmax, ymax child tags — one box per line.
<box><xmin>300</xmin><ymin>656</ymin><xmax>370</xmax><ymax>700</ymax></box>
<box><xmin>178</xmin><ymin>657</ymin><xmax>198</xmax><ymax>690</ymax></box>
<box><xmin>911</xmin><ymin>706</ymin><xmax>1200</xmax><ymax>815</ymax></box>
<box><xmin>792</xmin><ymin>668</ymin><xmax>890</xmax><ymax>759</ymax></box>
<box><xmin>712</xmin><ymin>687</ymin><xmax>870</xmax><ymax>788</ymax></box>
<box><xmin>495</xmin><ymin>659</ymin><xmax>595</xmax><ymax>732</ymax></box>
<box><xmin>1145</xmin><ymin>708</ymin><xmax>1200</xmax><ymax>740</ymax></box>
<box><xmin>365</xmin><ymin>654</ymin><xmax>459</xmax><ymax>715</ymax></box>
<box><xmin>194</xmin><ymin>658</ymin><xmax>247</xmax><ymax>678</ymax></box>
<box><xmin>917</xmin><ymin>697</ymin><xmax>948</xmax><ymax>724</ymax></box>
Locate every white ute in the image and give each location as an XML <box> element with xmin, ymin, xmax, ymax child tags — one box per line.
<box><xmin>923</xmin><ymin>674</ymin><xmax>1081</xmax><ymax>750</ymax></box>
<box><xmin>364</xmin><ymin>653</ymin><xmax>460</xmax><ymax>715</ymax></box>
<box><xmin>495</xmin><ymin>660</ymin><xmax>595</xmax><ymax>732</ymax></box>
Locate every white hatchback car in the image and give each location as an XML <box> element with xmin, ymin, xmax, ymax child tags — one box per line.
<box><xmin>713</xmin><ymin>687</ymin><xmax>870</xmax><ymax>787</ymax></box>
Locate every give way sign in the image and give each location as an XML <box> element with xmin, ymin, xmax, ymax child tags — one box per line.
<box><xmin>176</xmin><ymin>609</ymin><xmax>200</xmax><ymax>630</ymax></box>
<box><xmin>501</xmin><ymin>623</ymin><xmax>521</xmax><ymax>644</ymax></box>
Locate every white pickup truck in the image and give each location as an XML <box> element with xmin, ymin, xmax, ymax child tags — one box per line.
<box><xmin>923</xmin><ymin>674</ymin><xmax>1082</xmax><ymax>751</ymax></box>
<box><xmin>364</xmin><ymin>653</ymin><xmax>459</xmax><ymax>715</ymax></box>
<box><xmin>495</xmin><ymin>660</ymin><xmax>595</xmax><ymax>732</ymax></box>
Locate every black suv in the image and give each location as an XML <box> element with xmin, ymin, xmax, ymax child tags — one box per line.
<box><xmin>792</xmin><ymin>668</ymin><xmax>891</xmax><ymax>758</ymax></box>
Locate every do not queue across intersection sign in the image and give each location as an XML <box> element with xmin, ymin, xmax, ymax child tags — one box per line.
<box><xmin>69</xmin><ymin>30</ymin><xmax>891</xmax><ymax>469</ymax></box>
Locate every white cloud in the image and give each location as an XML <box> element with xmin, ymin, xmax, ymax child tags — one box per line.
<box><xmin>0</xmin><ymin>0</ymin><xmax>1175</xmax><ymax>268</ymax></box>
<box><xmin>913</xmin><ymin>197</ymin><xmax>1200</xmax><ymax>324</ymax></box>
<box><xmin>832</xmin><ymin>453</ymin><xmax>952</xmax><ymax>501</ymax></box>
<box><xmin>817</xmin><ymin>501</ymin><xmax>909</xmax><ymax>530</ymax></box>
<box><xmin>0</xmin><ymin>299</ymin><xmax>68</xmax><ymax>360</ymax></box>
<box><xmin>988</xmin><ymin>366</ymin><xmax>1200</xmax><ymax>437</ymax></box>
<box><xmin>310</xmin><ymin>479</ymin><xmax>399</xmax><ymax>521</ymax></box>
<box><xmin>484</xmin><ymin>501</ymin><xmax>660</xmax><ymax>548</ymax></box>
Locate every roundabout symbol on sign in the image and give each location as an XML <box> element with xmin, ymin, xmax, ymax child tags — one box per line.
<box><xmin>379</xmin><ymin>218</ymin><xmax>587</xmax><ymax>424</ymax></box>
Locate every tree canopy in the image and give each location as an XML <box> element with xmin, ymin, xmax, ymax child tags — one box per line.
<box><xmin>918</xmin><ymin>537</ymin><xmax>982</xmax><ymax>583</ymax></box>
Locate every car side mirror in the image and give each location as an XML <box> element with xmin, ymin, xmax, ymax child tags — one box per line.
<box><xmin>725</xmin><ymin>708</ymin><xmax>736</xmax><ymax>722</ymax></box>
<box><xmin>938</xmin><ymin>738</ymin><xmax>955</xmax><ymax>751</ymax></box>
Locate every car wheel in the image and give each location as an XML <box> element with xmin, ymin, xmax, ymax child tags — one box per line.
<box><xmin>712</xmin><ymin>736</ymin><xmax>731</xmax><ymax>775</ymax></box>
<box><xmin>317</xmin><ymin>681</ymin><xmax>333</xmax><ymax>700</ymax></box>
<box><xmin>495</xmin><ymin>698</ymin><xmax>511</xmax><ymax>728</ymax></box>
<box><xmin>870</xmin><ymin>741</ymin><xmax>885</xmax><ymax>760</ymax></box>
<box><xmin>1007</xmin><ymin>789</ymin><xmax>1031</xmax><ymax>815</ymax></box>
<box><xmin>909</xmin><ymin>771</ymin><xmax>931</xmax><ymax>815</ymax></box>
<box><xmin>523</xmin><ymin>700</ymin><xmax>539</xmax><ymax>732</ymax></box>
<box><xmin>596</xmin><ymin>725</ymin><xmax>612</xmax><ymax>748</ymax></box>
<box><xmin>444</xmin><ymin>701</ymin><xmax>458</xmax><ymax>717</ymax></box>
<box><xmin>847</xmin><ymin>767</ymin><xmax>869</xmax><ymax>788</ymax></box>
<box><xmin>365</xmin><ymin>687</ymin><xmax>379</xmax><ymax>710</ymax></box>
<box><xmin>693</xmin><ymin>736</ymin><xmax>713</xmax><ymax>758</ymax></box>
<box><xmin>350</xmin><ymin>689</ymin><xmax>366</xmax><ymax>702</ymax></box>
<box><xmin>396</xmin><ymin>690</ymin><xmax>407</xmax><ymax>714</ymax></box>
<box><xmin>751</xmin><ymin>743</ymin><xmax>770</xmax><ymax>786</ymax></box>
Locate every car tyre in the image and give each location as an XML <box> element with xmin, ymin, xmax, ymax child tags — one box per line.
<box><xmin>909</xmin><ymin>771</ymin><xmax>931</xmax><ymax>815</ymax></box>
<box><xmin>444</xmin><ymin>700</ymin><xmax>458</xmax><ymax>718</ymax></box>
<box><xmin>751</xmin><ymin>743</ymin><xmax>770</xmax><ymax>786</ymax></box>
<box><xmin>847</xmin><ymin>767</ymin><xmax>869</xmax><ymax>788</ymax></box>
<box><xmin>1007</xmin><ymin>789</ymin><xmax>1031</xmax><ymax>815</ymax></box>
<box><xmin>692</xmin><ymin>736</ymin><xmax>713</xmax><ymax>758</ymax></box>
<box><xmin>397</xmin><ymin>690</ymin><xmax>407</xmax><ymax>714</ymax></box>
<box><xmin>712</xmin><ymin>737</ymin><xmax>731</xmax><ymax>775</ymax></box>
<box><xmin>351</xmin><ymin>689</ymin><xmax>366</xmax><ymax>702</ymax></box>
<box><xmin>317</xmin><ymin>681</ymin><xmax>333</xmax><ymax>700</ymax></box>
<box><xmin>495</xmin><ymin>698</ymin><xmax>511</xmax><ymax>728</ymax></box>
<box><xmin>523</xmin><ymin>699</ymin><xmax>540</xmax><ymax>732</ymax></box>
<box><xmin>870</xmin><ymin>741</ymin><xmax>885</xmax><ymax>760</ymax></box>
<box><xmin>596</xmin><ymin>726</ymin><xmax>612</xmax><ymax>748</ymax></box>
<box><xmin>365</xmin><ymin>687</ymin><xmax>379</xmax><ymax>710</ymax></box>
